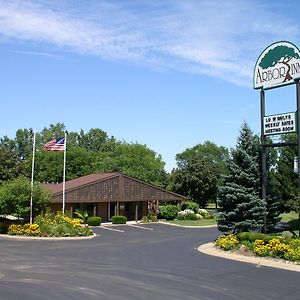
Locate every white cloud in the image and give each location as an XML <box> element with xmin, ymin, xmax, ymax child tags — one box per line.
<box><xmin>0</xmin><ymin>0</ymin><xmax>299</xmax><ymax>86</ymax></box>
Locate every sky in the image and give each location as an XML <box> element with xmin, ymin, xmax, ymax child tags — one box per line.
<box><xmin>1</xmin><ymin>0</ymin><xmax>300</xmax><ymax>172</ymax></box>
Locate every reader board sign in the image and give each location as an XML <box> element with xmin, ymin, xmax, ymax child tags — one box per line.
<box><xmin>264</xmin><ymin>112</ymin><xmax>296</xmax><ymax>136</ymax></box>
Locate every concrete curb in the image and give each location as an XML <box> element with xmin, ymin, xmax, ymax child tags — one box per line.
<box><xmin>0</xmin><ymin>233</ymin><xmax>97</xmax><ymax>241</ymax></box>
<box><xmin>158</xmin><ymin>221</ymin><xmax>217</xmax><ymax>228</ymax></box>
<box><xmin>198</xmin><ymin>242</ymin><xmax>300</xmax><ymax>273</ymax></box>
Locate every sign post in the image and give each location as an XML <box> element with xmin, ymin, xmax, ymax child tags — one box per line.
<box><xmin>255</xmin><ymin>41</ymin><xmax>300</xmax><ymax>234</ymax></box>
<box><xmin>297</xmin><ymin>80</ymin><xmax>300</xmax><ymax>236</ymax></box>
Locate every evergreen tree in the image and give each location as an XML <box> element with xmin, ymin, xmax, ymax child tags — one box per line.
<box><xmin>275</xmin><ymin>134</ymin><xmax>298</xmax><ymax>212</ymax></box>
<box><xmin>218</xmin><ymin>123</ymin><xmax>266</xmax><ymax>233</ymax></box>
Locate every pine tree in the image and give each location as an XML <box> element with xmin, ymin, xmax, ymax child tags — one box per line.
<box><xmin>218</xmin><ymin>123</ymin><xmax>266</xmax><ymax>233</ymax></box>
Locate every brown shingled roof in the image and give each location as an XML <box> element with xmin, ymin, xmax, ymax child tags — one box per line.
<box><xmin>42</xmin><ymin>172</ymin><xmax>119</xmax><ymax>195</ymax></box>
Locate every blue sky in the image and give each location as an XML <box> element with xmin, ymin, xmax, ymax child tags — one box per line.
<box><xmin>0</xmin><ymin>0</ymin><xmax>300</xmax><ymax>171</ymax></box>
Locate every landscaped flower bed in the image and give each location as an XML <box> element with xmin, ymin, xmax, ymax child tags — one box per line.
<box><xmin>7</xmin><ymin>212</ymin><xmax>93</xmax><ymax>237</ymax></box>
<box><xmin>215</xmin><ymin>232</ymin><xmax>300</xmax><ymax>263</ymax></box>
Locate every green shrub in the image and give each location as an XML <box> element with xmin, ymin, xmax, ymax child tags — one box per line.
<box><xmin>185</xmin><ymin>212</ymin><xmax>198</xmax><ymax>220</ymax></box>
<box><xmin>159</xmin><ymin>205</ymin><xmax>179</xmax><ymax>220</ymax></box>
<box><xmin>87</xmin><ymin>216</ymin><xmax>101</xmax><ymax>226</ymax></box>
<box><xmin>181</xmin><ymin>201</ymin><xmax>199</xmax><ymax>213</ymax></box>
<box><xmin>0</xmin><ymin>221</ymin><xmax>9</xmax><ymax>234</ymax></box>
<box><xmin>236</xmin><ymin>232</ymin><xmax>280</xmax><ymax>243</ymax></box>
<box><xmin>112</xmin><ymin>216</ymin><xmax>127</xmax><ymax>224</ymax></box>
<box><xmin>236</xmin><ymin>232</ymin><xmax>250</xmax><ymax>241</ymax></box>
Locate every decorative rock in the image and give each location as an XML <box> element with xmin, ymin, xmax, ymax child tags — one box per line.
<box><xmin>237</xmin><ymin>245</ymin><xmax>250</xmax><ymax>255</ymax></box>
<box><xmin>281</xmin><ymin>231</ymin><xmax>293</xmax><ymax>239</ymax></box>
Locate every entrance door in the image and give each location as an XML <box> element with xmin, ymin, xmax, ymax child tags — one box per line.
<box><xmin>107</xmin><ymin>202</ymin><xmax>117</xmax><ymax>221</ymax></box>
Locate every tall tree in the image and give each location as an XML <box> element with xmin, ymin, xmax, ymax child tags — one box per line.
<box><xmin>0</xmin><ymin>148</ymin><xmax>24</xmax><ymax>184</ymax></box>
<box><xmin>0</xmin><ymin>177</ymin><xmax>51</xmax><ymax>219</ymax></box>
<box><xmin>218</xmin><ymin>122</ymin><xmax>266</xmax><ymax>233</ymax></box>
<box><xmin>170</xmin><ymin>158</ymin><xmax>218</xmax><ymax>207</ymax></box>
<box><xmin>92</xmin><ymin>142</ymin><xmax>167</xmax><ymax>186</ymax></box>
<box><xmin>170</xmin><ymin>141</ymin><xmax>229</xmax><ymax>207</ymax></box>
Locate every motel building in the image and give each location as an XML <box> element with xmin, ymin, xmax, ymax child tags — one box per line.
<box><xmin>43</xmin><ymin>172</ymin><xmax>186</xmax><ymax>222</ymax></box>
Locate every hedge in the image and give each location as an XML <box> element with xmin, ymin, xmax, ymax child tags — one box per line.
<box><xmin>112</xmin><ymin>216</ymin><xmax>127</xmax><ymax>224</ymax></box>
<box><xmin>87</xmin><ymin>216</ymin><xmax>102</xmax><ymax>226</ymax></box>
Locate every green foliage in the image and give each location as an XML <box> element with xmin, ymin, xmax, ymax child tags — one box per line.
<box><xmin>275</xmin><ymin>134</ymin><xmax>299</xmax><ymax>213</ymax></box>
<box><xmin>236</xmin><ymin>232</ymin><xmax>277</xmax><ymax>243</ymax></box>
<box><xmin>34</xmin><ymin>212</ymin><xmax>93</xmax><ymax>237</ymax></box>
<box><xmin>0</xmin><ymin>123</ymin><xmax>167</xmax><ymax>188</ymax></box>
<box><xmin>0</xmin><ymin>177</ymin><xmax>51</xmax><ymax>219</ymax></box>
<box><xmin>170</xmin><ymin>142</ymin><xmax>228</xmax><ymax>207</ymax></box>
<box><xmin>158</xmin><ymin>205</ymin><xmax>179</xmax><ymax>220</ymax></box>
<box><xmin>73</xmin><ymin>208</ymin><xmax>89</xmax><ymax>223</ymax></box>
<box><xmin>87</xmin><ymin>216</ymin><xmax>101</xmax><ymax>226</ymax></box>
<box><xmin>218</xmin><ymin>122</ymin><xmax>266</xmax><ymax>233</ymax></box>
<box><xmin>0</xmin><ymin>148</ymin><xmax>24</xmax><ymax>184</ymax></box>
<box><xmin>92</xmin><ymin>142</ymin><xmax>167</xmax><ymax>187</ymax></box>
<box><xmin>0</xmin><ymin>221</ymin><xmax>10</xmax><ymax>234</ymax></box>
<box><xmin>180</xmin><ymin>201</ymin><xmax>199</xmax><ymax>213</ymax></box>
<box><xmin>112</xmin><ymin>216</ymin><xmax>127</xmax><ymax>224</ymax></box>
<box><xmin>185</xmin><ymin>212</ymin><xmax>198</xmax><ymax>220</ymax></box>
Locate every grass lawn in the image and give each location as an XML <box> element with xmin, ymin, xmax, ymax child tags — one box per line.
<box><xmin>280</xmin><ymin>211</ymin><xmax>299</xmax><ymax>222</ymax></box>
<box><xmin>167</xmin><ymin>218</ymin><xmax>217</xmax><ymax>226</ymax></box>
<box><xmin>280</xmin><ymin>211</ymin><xmax>299</xmax><ymax>236</ymax></box>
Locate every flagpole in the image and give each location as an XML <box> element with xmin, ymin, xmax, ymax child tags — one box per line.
<box><xmin>62</xmin><ymin>132</ymin><xmax>67</xmax><ymax>214</ymax></box>
<box><xmin>30</xmin><ymin>132</ymin><xmax>36</xmax><ymax>224</ymax></box>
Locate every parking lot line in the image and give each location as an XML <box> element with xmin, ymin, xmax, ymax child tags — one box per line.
<box><xmin>100</xmin><ymin>226</ymin><xmax>124</xmax><ymax>233</ymax></box>
<box><xmin>127</xmin><ymin>224</ymin><xmax>153</xmax><ymax>231</ymax></box>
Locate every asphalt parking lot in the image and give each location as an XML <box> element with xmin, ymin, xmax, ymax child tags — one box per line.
<box><xmin>0</xmin><ymin>223</ymin><xmax>299</xmax><ymax>300</ymax></box>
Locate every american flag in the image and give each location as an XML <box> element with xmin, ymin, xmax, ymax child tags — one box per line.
<box><xmin>43</xmin><ymin>137</ymin><xmax>65</xmax><ymax>151</ymax></box>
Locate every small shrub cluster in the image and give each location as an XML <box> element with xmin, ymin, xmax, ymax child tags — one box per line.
<box><xmin>112</xmin><ymin>216</ymin><xmax>127</xmax><ymax>224</ymax></box>
<box><xmin>176</xmin><ymin>204</ymin><xmax>214</xmax><ymax>221</ymax></box>
<box><xmin>8</xmin><ymin>224</ymin><xmax>41</xmax><ymax>236</ymax></box>
<box><xmin>141</xmin><ymin>213</ymin><xmax>157</xmax><ymax>223</ymax></box>
<box><xmin>177</xmin><ymin>209</ymin><xmax>198</xmax><ymax>220</ymax></box>
<box><xmin>216</xmin><ymin>231</ymin><xmax>300</xmax><ymax>263</ymax></box>
<box><xmin>158</xmin><ymin>205</ymin><xmax>179</xmax><ymax>220</ymax></box>
<box><xmin>198</xmin><ymin>208</ymin><xmax>214</xmax><ymax>219</ymax></box>
<box><xmin>87</xmin><ymin>216</ymin><xmax>102</xmax><ymax>226</ymax></box>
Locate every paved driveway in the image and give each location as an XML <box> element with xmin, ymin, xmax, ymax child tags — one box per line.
<box><xmin>0</xmin><ymin>223</ymin><xmax>299</xmax><ymax>300</ymax></box>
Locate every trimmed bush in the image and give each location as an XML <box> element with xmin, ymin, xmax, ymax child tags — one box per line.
<box><xmin>236</xmin><ymin>232</ymin><xmax>281</xmax><ymax>243</ymax></box>
<box><xmin>87</xmin><ymin>216</ymin><xmax>102</xmax><ymax>226</ymax></box>
<box><xmin>159</xmin><ymin>205</ymin><xmax>179</xmax><ymax>220</ymax></box>
<box><xmin>112</xmin><ymin>216</ymin><xmax>127</xmax><ymax>224</ymax></box>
